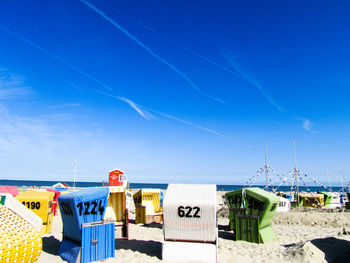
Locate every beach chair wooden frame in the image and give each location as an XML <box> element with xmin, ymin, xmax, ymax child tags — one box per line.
<box><xmin>228</xmin><ymin>207</ymin><xmax>246</xmax><ymax>231</ymax></box>
<box><xmin>114</xmin><ymin>208</ymin><xmax>129</xmax><ymax>239</ymax></box>
<box><xmin>235</xmin><ymin>214</ymin><xmax>260</xmax><ymax>244</ymax></box>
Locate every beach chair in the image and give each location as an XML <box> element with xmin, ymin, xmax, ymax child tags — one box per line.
<box><xmin>0</xmin><ymin>193</ymin><xmax>42</xmax><ymax>232</ymax></box>
<box><xmin>162</xmin><ymin>184</ymin><xmax>217</xmax><ymax>263</ymax></box>
<box><xmin>103</xmin><ymin>186</ymin><xmax>130</xmax><ymax>239</ymax></box>
<box><xmin>276</xmin><ymin>196</ymin><xmax>291</xmax><ymax>212</ymax></box>
<box><xmin>301</xmin><ymin>193</ymin><xmax>324</xmax><ymax>208</ymax></box>
<box><xmin>226</xmin><ymin>188</ymin><xmax>279</xmax><ymax>244</ymax></box>
<box><xmin>291</xmin><ymin>192</ymin><xmax>303</xmax><ymax>207</ymax></box>
<box><xmin>0</xmin><ymin>204</ymin><xmax>42</xmax><ymax>263</ymax></box>
<box><xmin>133</xmin><ymin>189</ymin><xmax>163</xmax><ymax>224</ymax></box>
<box><xmin>0</xmin><ymin>186</ymin><xmax>19</xmax><ymax>197</ymax></box>
<box><xmin>346</xmin><ymin>193</ymin><xmax>350</xmax><ymax>210</ymax></box>
<box><xmin>58</xmin><ymin>188</ymin><xmax>115</xmax><ymax>263</ymax></box>
<box><xmin>321</xmin><ymin>192</ymin><xmax>341</xmax><ymax>209</ymax></box>
<box><xmin>16</xmin><ymin>189</ymin><xmax>55</xmax><ymax>234</ymax></box>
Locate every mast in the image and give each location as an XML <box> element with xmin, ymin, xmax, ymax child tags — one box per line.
<box><xmin>340</xmin><ymin>170</ymin><xmax>344</xmax><ymax>192</ymax></box>
<box><xmin>293</xmin><ymin>141</ymin><xmax>299</xmax><ymax>193</ymax></box>
<box><xmin>265</xmin><ymin>144</ymin><xmax>269</xmax><ymax>190</ymax></box>
<box><xmin>326</xmin><ymin>170</ymin><xmax>332</xmax><ymax>192</ymax></box>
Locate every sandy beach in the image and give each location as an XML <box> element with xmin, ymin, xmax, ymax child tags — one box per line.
<box><xmin>37</xmin><ymin>191</ymin><xmax>350</xmax><ymax>263</ymax></box>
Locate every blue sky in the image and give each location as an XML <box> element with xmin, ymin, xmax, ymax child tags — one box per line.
<box><xmin>0</xmin><ymin>0</ymin><xmax>349</xmax><ymax>186</ymax></box>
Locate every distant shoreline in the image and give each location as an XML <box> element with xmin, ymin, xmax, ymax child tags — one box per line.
<box><xmin>0</xmin><ymin>179</ymin><xmax>346</xmax><ymax>192</ymax></box>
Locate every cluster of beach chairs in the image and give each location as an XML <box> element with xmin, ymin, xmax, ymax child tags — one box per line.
<box><xmin>275</xmin><ymin>191</ymin><xmax>345</xmax><ymax>210</ymax></box>
<box><xmin>0</xmin><ymin>172</ymin><xmax>349</xmax><ymax>263</ymax></box>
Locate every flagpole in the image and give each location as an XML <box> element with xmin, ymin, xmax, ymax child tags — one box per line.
<box><xmin>73</xmin><ymin>161</ymin><xmax>77</xmax><ymax>188</ymax></box>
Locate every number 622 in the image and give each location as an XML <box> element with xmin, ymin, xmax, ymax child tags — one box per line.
<box><xmin>177</xmin><ymin>206</ymin><xmax>200</xmax><ymax>218</ymax></box>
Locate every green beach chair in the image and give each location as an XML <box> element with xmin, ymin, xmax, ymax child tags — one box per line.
<box><xmin>226</xmin><ymin>187</ymin><xmax>280</xmax><ymax>243</ymax></box>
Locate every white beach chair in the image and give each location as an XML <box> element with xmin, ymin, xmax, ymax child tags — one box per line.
<box><xmin>162</xmin><ymin>184</ymin><xmax>217</xmax><ymax>263</ymax></box>
<box><xmin>276</xmin><ymin>196</ymin><xmax>291</xmax><ymax>213</ymax></box>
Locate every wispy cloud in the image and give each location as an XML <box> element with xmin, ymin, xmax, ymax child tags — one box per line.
<box><xmin>302</xmin><ymin>119</ymin><xmax>313</xmax><ymax>131</ymax></box>
<box><xmin>117</xmin><ymin>96</ymin><xmax>155</xmax><ymax>120</ymax></box>
<box><xmin>0</xmin><ymin>70</ymin><xmax>33</xmax><ymax>99</ymax></box>
<box><xmin>0</xmin><ymin>103</ymin><xmax>55</xmax><ymax>156</ymax></box>
<box><xmin>224</xmin><ymin>52</ymin><xmax>284</xmax><ymax>112</ymax></box>
<box><xmin>0</xmin><ymin>72</ymin><xmax>61</xmax><ymax>157</ymax></box>
<box><xmin>80</xmin><ymin>0</ymin><xmax>224</xmax><ymax>104</ymax></box>
<box><xmin>297</xmin><ymin>117</ymin><xmax>314</xmax><ymax>132</ymax></box>
<box><xmin>0</xmin><ymin>101</ymin><xmax>113</xmax><ymax>181</ymax></box>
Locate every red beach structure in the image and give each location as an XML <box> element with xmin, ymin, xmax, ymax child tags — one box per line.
<box><xmin>109</xmin><ymin>170</ymin><xmax>124</xmax><ymax>186</ymax></box>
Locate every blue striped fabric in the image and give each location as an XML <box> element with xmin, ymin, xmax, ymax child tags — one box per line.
<box><xmin>58</xmin><ymin>187</ymin><xmax>109</xmax><ymax>242</ymax></box>
<box><xmin>81</xmin><ymin>221</ymin><xmax>115</xmax><ymax>263</ymax></box>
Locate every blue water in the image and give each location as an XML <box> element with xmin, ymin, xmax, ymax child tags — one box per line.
<box><xmin>0</xmin><ymin>179</ymin><xmax>347</xmax><ymax>192</ymax></box>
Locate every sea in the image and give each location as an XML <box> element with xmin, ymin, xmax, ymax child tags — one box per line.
<box><xmin>0</xmin><ymin>179</ymin><xmax>346</xmax><ymax>192</ymax></box>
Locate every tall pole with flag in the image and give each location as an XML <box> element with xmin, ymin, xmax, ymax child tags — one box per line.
<box><xmin>245</xmin><ymin>144</ymin><xmax>282</xmax><ymax>192</ymax></box>
<box><xmin>73</xmin><ymin>161</ymin><xmax>77</xmax><ymax>188</ymax></box>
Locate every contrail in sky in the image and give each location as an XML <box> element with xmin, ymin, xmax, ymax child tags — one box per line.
<box><xmin>106</xmin><ymin>7</ymin><xmax>242</xmax><ymax>79</ymax></box>
<box><xmin>63</xmin><ymin>83</ymin><xmax>155</xmax><ymax>120</ymax></box>
<box><xmin>0</xmin><ymin>24</ymin><xmax>229</xmax><ymax>139</ymax></box>
<box><xmin>80</xmin><ymin>0</ymin><xmax>224</xmax><ymax>104</ymax></box>
<box><xmin>0</xmin><ymin>25</ymin><xmax>113</xmax><ymax>92</ymax></box>
<box><xmin>82</xmin><ymin>88</ymin><xmax>229</xmax><ymax>139</ymax></box>
<box><xmin>0</xmin><ymin>24</ymin><xmax>154</xmax><ymax>119</ymax></box>
<box><xmin>83</xmin><ymin>88</ymin><xmax>228</xmax><ymax>138</ymax></box>
<box><xmin>224</xmin><ymin>53</ymin><xmax>284</xmax><ymax>112</ymax></box>
<box><xmin>57</xmin><ymin>76</ymin><xmax>84</xmax><ymax>92</ymax></box>
<box><xmin>116</xmin><ymin>96</ymin><xmax>155</xmax><ymax>120</ymax></box>
<box><xmin>140</xmin><ymin>105</ymin><xmax>232</xmax><ymax>140</ymax></box>
<box><xmin>106</xmin><ymin>7</ymin><xmax>288</xmax><ymax>113</ymax></box>
<box><xmin>99</xmin><ymin>5</ymin><xmax>285</xmax><ymax>112</ymax></box>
